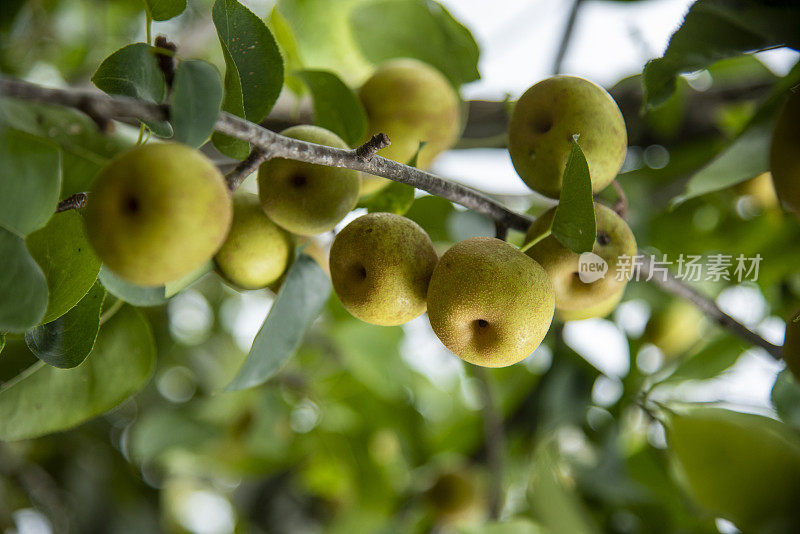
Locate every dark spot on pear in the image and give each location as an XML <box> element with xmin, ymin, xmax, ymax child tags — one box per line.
<box><xmin>476</xmin><ymin>319</ymin><xmax>488</xmax><ymax>328</ymax></box>
<box><xmin>291</xmin><ymin>174</ymin><xmax>307</xmax><ymax>188</ymax></box>
<box><xmin>123</xmin><ymin>195</ymin><xmax>140</xmax><ymax>215</ymax></box>
<box><xmin>533</xmin><ymin>116</ymin><xmax>552</xmax><ymax>134</ymax></box>
<box><xmin>596</xmin><ymin>231</ymin><xmax>611</xmax><ymax>246</ymax></box>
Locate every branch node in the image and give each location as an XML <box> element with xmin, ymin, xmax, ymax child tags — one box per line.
<box><xmin>355</xmin><ymin>133</ymin><xmax>390</xmax><ymax>161</ymax></box>
<box><xmin>611</xmin><ymin>179</ymin><xmax>628</xmax><ymax>219</ymax></box>
<box><xmin>56</xmin><ymin>192</ymin><xmax>88</xmax><ymax>213</ymax></box>
<box><xmin>225</xmin><ymin>148</ymin><xmax>271</xmax><ymax>192</ymax></box>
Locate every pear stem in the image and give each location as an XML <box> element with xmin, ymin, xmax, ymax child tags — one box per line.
<box><xmin>0</xmin><ymin>76</ymin><xmax>784</xmax><ymax>361</ymax></box>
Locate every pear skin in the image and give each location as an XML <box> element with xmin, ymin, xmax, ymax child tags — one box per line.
<box><xmin>215</xmin><ymin>193</ymin><xmax>294</xmax><ymax>290</ymax></box>
<box><xmin>509</xmin><ymin>76</ymin><xmax>627</xmax><ymax>198</ymax></box>
<box><xmin>427</xmin><ymin>237</ymin><xmax>555</xmax><ymax>367</ymax></box>
<box><xmin>525</xmin><ymin>203</ymin><xmax>636</xmax><ymax>311</ymax></box>
<box><xmin>85</xmin><ymin>142</ymin><xmax>232</xmax><ymax>286</ymax></box>
<box><xmin>258</xmin><ymin>125</ymin><xmax>360</xmax><ymax>235</ymax></box>
<box><xmin>330</xmin><ymin>212</ymin><xmax>438</xmax><ymax>326</ymax></box>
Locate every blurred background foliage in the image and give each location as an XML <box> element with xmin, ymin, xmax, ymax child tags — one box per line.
<box><xmin>2</xmin><ymin>0</ymin><xmax>800</xmax><ymax>533</ymax></box>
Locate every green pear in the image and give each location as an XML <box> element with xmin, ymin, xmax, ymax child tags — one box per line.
<box><xmin>509</xmin><ymin>76</ymin><xmax>627</xmax><ymax>198</ymax></box>
<box><xmin>666</xmin><ymin>405</ymin><xmax>800</xmax><ymax>532</ymax></box>
<box><xmin>783</xmin><ymin>309</ymin><xmax>800</xmax><ymax>383</ymax></box>
<box><xmin>329</xmin><ymin>212</ymin><xmax>438</xmax><ymax>326</ymax></box>
<box><xmin>85</xmin><ymin>142</ymin><xmax>232</xmax><ymax>286</ymax></box>
<box><xmin>358</xmin><ymin>58</ymin><xmax>461</xmax><ymax>195</ymax></box>
<box><xmin>258</xmin><ymin>125</ymin><xmax>360</xmax><ymax>235</ymax></box>
<box><xmin>214</xmin><ymin>193</ymin><xmax>294</xmax><ymax>290</ymax></box>
<box><xmin>558</xmin><ymin>285</ymin><xmax>624</xmax><ymax>322</ymax></box>
<box><xmin>770</xmin><ymin>90</ymin><xmax>800</xmax><ymax>216</ymax></box>
<box><xmin>427</xmin><ymin>237</ymin><xmax>554</xmax><ymax>367</ymax></box>
<box><xmin>525</xmin><ymin>203</ymin><xmax>636</xmax><ymax>312</ymax></box>
<box><xmin>644</xmin><ymin>299</ymin><xmax>707</xmax><ymax>358</ymax></box>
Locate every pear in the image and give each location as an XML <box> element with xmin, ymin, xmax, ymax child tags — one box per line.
<box><xmin>329</xmin><ymin>212</ymin><xmax>437</xmax><ymax>326</ymax></box>
<box><xmin>644</xmin><ymin>299</ymin><xmax>706</xmax><ymax>358</ymax></box>
<box><xmin>558</xmin><ymin>285</ymin><xmax>624</xmax><ymax>322</ymax></box>
<box><xmin>783</xmin><ymin>308</ymin><xmax>800</xmax><ymax>383</ymax></box>
<box><xmin>509</xmin><ymin>76</ymin><xmax>627</xmax><ymax>198</ymax></box>
<box><xmin>214</xmin><ymin>193</ymin><xmax>294</xmax><ymax>289</ymax></box>
<box><xmin>358</xmin><ymin>58</ymin><xmax>461</xmax><ymax>195</ymax></box>
<box><xmin>666</xmin><ymin>405</ymin><xmax>800</xmax><ymax>532</ymax></box>
<box><xmin>258</xmin><ymin>125</ymin><xmax>360</xmax><ymax>235</ymax></box>
<box><xmin>85</xmin><ymin>142</ymin><xmax>232</xmax><ymax>286</ymax></box>
<box><xmin>427</xmin><ymin>237</ymin><xmax>554</xmax><ymax>367</ymax></box>
<box><xmin>734</xmin><ymin>172</ymin><xmax>779</xmax><ymax>211</ymax></box>
<box><xmin>426</xmin><ymin>468</ymin><xmax>486</xmax><ymax>525</ymax></box>
<box><xmin>525</xmin><ymin>203</ymin><xmax>636</xmax><ymax>312</ymax></box>
<box><xmin>770</xmin><ymin>90</ymin><xmax>800</xmax><ymax>216</ymax></box>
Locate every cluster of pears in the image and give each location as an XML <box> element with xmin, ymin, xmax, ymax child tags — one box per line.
<box><xmin>84</xmin><ymin>58</ymin><xmax>461</xmax><ymax>290</ymax></box>
<box><xmin>85</xmin><ymin>66</ymin><xmax>635</xmax><ymax>369</ymax></box>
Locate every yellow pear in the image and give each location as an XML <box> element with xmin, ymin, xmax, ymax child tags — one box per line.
<box><xmin>509</xmin><ymin>76</ymin><xmax>627</xmax><ymax>198</ymax></box>
<box><xmin>770</xmin><ymin>90</ymin><xmax>800</xmax><ymax>216</ymax></box>
<box><xmin>427</xmin><ymin>237</ymin><xmax>554</xmax><ymax>367</ymax></box>
<box><xmin>525</xmin><ymin>203</ymin><xmax>636</xmax><ymax>312</ymax></box>
<box><xmin>558</xmin><ymin>285</ymin><xmax>625</xmax><ymax>322</ymax></box>
<box><xmin>85</xmin><ymin>142</ymin><xmax>232</xmax><ymax>286</ymax></box>
<box><xmin>329</xmin><ymin>212</ymin><xmax>438</xmax><ymax>326</ymax></box>
<box><xmin>214</xmin><ymin>193</ymin><xmax>294</xmax><ymax>290</ymax></box>
<box><xmin>258</xmin><ymin>125</ymin><xmax>360</xmax><ymax>235</ymax></box>
<box><xmin>358</xmin><ymin>58</ymin><xmax>461</xmax><ymax>194</ymax></box>
<box><xmin>644</xmin><ymin>299</ymin><xmax>707</xmax><ymax>358</ymax></box>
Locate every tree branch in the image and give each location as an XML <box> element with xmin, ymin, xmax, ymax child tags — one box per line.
<box><xmin>635</xmin><ymin>254</ymin><xmax>783</xmax><ymax>359</ymax></box>
<box><xmin>0</xmin><ymin>76</ymin><xmax>784</xmax><ymax>361</ymax></box>
<box><xmin>225</xmin><ymin>148</ymin><xmax>271</xmax><ymax>192</ymax></box>
<box><xmin>552</xmin><ymin>0</ymin><xmax>585</xmax><ymax>75</ymax></box>
<box><xmin>56</xmin><ymin>192</ymin><xmax>88</xmax><ymax>212</ymax></box>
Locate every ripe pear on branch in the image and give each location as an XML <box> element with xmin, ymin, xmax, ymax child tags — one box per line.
<box><xmin>85</xmin><ymin>142</ymin><xmax>232</xmax><ymax>286</ymax></box>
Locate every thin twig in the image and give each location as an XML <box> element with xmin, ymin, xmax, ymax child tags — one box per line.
<box><xmin>225</xmin><ymin>148</ymin><xmax>271</xmax><ymax>192</ymax></box>
<box><xmin>552</xmin><ymin>0</ymin><xmax>585</xmax><ymax>75</ymax></box>
<box><xmin>495</xmin><ymin>220</ymin><xmax>509</xmax><ymax>241</ymax></box>
<box><xmin>474</xmin><ymin>366</ymin><xmax>505</xmax><ymax>519</ymax></box>
<box><xmin>55</xmin><ymin>192</ymin><xmax>88</xmax><ymax>212</ymax></box>
<box><xmin>355</xmin><ymin>132</ymin><xmax>391</xmax><ymax>161</ymax></box>
<box><xmin>636</xmin><ymin>253</ymin><xmax>782</xmax><ymax>359</ymax></box>
<box><xmin>0</xmin><ymin>76</ymin><xmax>785</xmax><ymax>360</ymax></box>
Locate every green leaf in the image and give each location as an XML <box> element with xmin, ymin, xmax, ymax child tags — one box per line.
<box><xmin>665</xmin><ymin>405</ymin><xmax>800</xmax><ymax>532</ymax></box>
<box><xmin>0</xmin><ymin>305</ymin><xmax>155</xmax><ymax>441</ymax></box>
<box><xmin>0</xmin><ymin>334</ymin><xmax>5</xmax><ymax>354</ymax></box>
<box><xmin>642</xmin><ymin>0</ymin><xmax>800</xmax><ymax>108</ymax></box>
<box><xmin>657</xmin><ymin>335</ymin><xmax>744</xmax><ymax>385</ymax></box>
<box><xmin>143</xmin><ymin>0</ymin><xmax>186</xmax><ymax>21</ymax></box>
<box><xmin>163</xmin><ymin>261</ymin><xmax>213</xmax><ymax>299</ymax></box>
<box><xmin>528</xmin><ymin>440</ymin><xmax>598</xmax><ymax>534</ymax></box>
<box><xmin>0</xmin><ymin>227</ymin><xmax>48</xmax><ymax>333</ymax></box>
<box><xmin>360</xmin><ymin>181</ymin><xmax>415</xmax><ymax>215</ymax></box>
<box><xmin>91</xmin><ymin>43</ymin><xmax>172</xmax><ymax>137</ymax></box>
<box><xmin>0</xmin><ymin>128</ymin><xmax>61</xmax><ymax>236</ymax></box>
<box><xmin>405</xmin><ymin>195</ymin><xmax>454</xmax><ymax>242</ymax></box>
<box><xmin>98</xmin><ymin>265</ymin><xmax>168</xmax><ymax>307</ymax></box>
<box><xmin>170</xmin><ymin>59</ymin><xmax>223</xmax><ymax>147</ymax></box>
<box><xmin>26</xmin><ymin>211</ymin><xmax>102</xmax><ymax>325</ymax></box>
<box><xmin>226</xmin><ymin>254</ymin><xmax>331</xmax><ymax>391</ymax></box>
<box><xmin>672</xmin><ymin>63</ymin><xmax>800</xmax><ymax>204</ymax></box>
<box><xmin>24</xmin><ymin>282</ymin><xmax>106</xmax><ymax>369</ymax></box>
<box><xmin>552</xmin><ymin>137</ymin><xmax>595</xmax><ymax>253</ymax></box>
<box><xmin>295</xmin><ymin>69</ymin><xmax>367</xmax><ymax>146</ymax></box>
<box><xmin>772</xmin><ymin>369</ymin><xmax>800</xmax><ymax>431</ymax></box>
<box><xmin>0</xmin><ymin>100</ymin><xmax>134</xmax><ymax>197</ymax></box>
<box><xmin>350</xmin><ymin>0</ymin><xmax>480</xmax><ymax>87</ymax></box>
<box><xmin>212</xmin><ymin>0</ymin><xmax>283</xmax><ymax>121</ymax></box>
<box><xmin>276</xmin><ymin>0</ymin><xmax>373</xmax><ymax>84</ymax></box>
